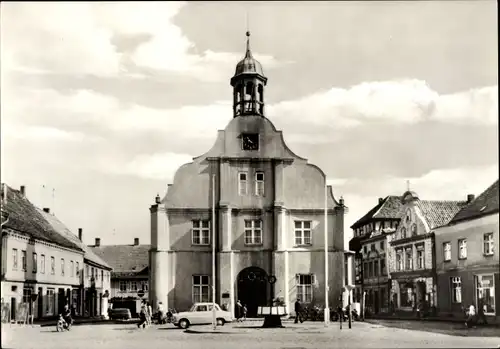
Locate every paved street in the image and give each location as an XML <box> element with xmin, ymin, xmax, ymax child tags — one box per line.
<box><xmin>2</xmin><ymin>320</ymin><xmax>499</xmax><ymax>349</ymax></box>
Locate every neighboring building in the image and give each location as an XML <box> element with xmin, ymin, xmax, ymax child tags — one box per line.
<box><xmin>1</xmin><ymin>185</ymin><xmax>84</xmax><ymax>320</ymax></box>
<box><xmin>434</xmin><ymin>180</ymin><xmax>499</xmax><ymax>322</ymax></box>
<box><xmin>90</xmin><ymin>238</ymin><xmax>150</xmax><ymax>307</ymax></box>
<box><xmin>386</xmin><ymin>191</ymin><xmax>467</xmax><ymax>314</ymax></box>
<box><xmin>39</xmin><ymin>208</ymin><xmax>112</xmax><ymax>318</ymax></box>
<box><xmin>149</xmin><ymin>32</ymin><xmax>347</xmax><ymax>318</ymax></box>
<box><xmin>348</xmin><ymin>196</ymin><xmax>403</xmax><ymax>314</ymax></box>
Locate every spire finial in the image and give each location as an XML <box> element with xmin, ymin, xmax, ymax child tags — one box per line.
<box><xmin>406</xmin><ymin>180</ymin><xmax>411</xmax><ymax>192</ymax></box>
<box><xmin>245</xmin><ymin>11</ymin><xmax>252</xmax><ymax>58</ymax></box>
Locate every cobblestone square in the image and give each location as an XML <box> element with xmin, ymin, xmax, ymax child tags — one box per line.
<box><xmin>2</xmin><ymin>321</ymin><xmax>499</xmax><ymax>349</ymax></box>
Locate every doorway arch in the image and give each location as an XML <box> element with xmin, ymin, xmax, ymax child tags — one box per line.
<box><xmin>237</xmin><ymin>266</ymin><xmax>268</xmax><ymax>318</ymax></box>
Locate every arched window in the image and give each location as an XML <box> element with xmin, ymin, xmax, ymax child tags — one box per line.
<box><xmin>401</xmin><ymin>227</ymin><xmax>407</xmax><ymax>239</ymax></box>
<box><xmin>411</xmin><ymin>223</ymin><xmax>417</xmax><ymax>236</ymax></box>
<box><xmin>258</xmin><ymin>84</ymin><xmax>264</xmax><ymax>102</ymax></box>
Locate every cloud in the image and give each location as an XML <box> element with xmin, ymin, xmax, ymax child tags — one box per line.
<box><xmin>99</xmin><ymin>152</ymin><xmax>194</xmax><ymax>181</ymax></box>
<box><xmin>0</xmin><ymin>2</ymin><xmax>284</xmax><ymax>83</ymax></box>
<box><xmin>268</xmin><ymin>80</ymin><xmax>498</xmax><ymax>133</ymax></box>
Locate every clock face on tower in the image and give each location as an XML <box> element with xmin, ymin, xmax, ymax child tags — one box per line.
<box><xmin>242</xmin><ymin>133</ymin><xmax>259</xmax><ymax>151</ymax></box>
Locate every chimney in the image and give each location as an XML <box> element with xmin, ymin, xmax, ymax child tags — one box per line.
<box><xmin>467</xmin><ymin>194</ymin><xmax>475</xmax><ymax>203</ymax></box>
<box><xmin>78</xmin><ymin>228</ymin><xmax>83</xmax><ymax>241</ymax></box>
<box><xmin>134</xmin><ymin>238</ymin><xmax>139</xmax><ymax>246</ymax></box>
<box><xmin>43</xmin><ymin>208</ymin><xmax>50</xmax><ymax>213</ymax></box>
<box><xmin>378</xmin><ymin>198</ymin><xmax>384</xmax><ymax>204</ymax></box>
<box><xmin>95</xmin><ymin>238</ymin><xmax>101</xmax><ymax>247</ymax></box>
<box><xmin>20</xmin><ymin>186</ymin><xmax>26</xmax><ymax>196</ymax></box>
<box><xmin>339</xmin><ymin>196</ymin><xmax>344</xmax><ymax>206</ymax></box>
<box><xmin>155</xmin><ymin>194</ymin><xmax>161</xmax><ymax>204</ymax></box>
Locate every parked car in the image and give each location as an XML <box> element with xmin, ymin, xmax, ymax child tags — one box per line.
<box><xmin>172</xmin><ymin>302</ymin><xmax>233</xmax><ymax>329</ymax></box>
<box><xmin>109</xmin><ymin>308</ymin><xmax>132</xmax><ymax>320</ymax></box>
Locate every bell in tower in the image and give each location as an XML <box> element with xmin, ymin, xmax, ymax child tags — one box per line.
<box><xmin>230</xmin><ymin>31</ymin><xmax>268</xmax><ymax>117</ymax></box>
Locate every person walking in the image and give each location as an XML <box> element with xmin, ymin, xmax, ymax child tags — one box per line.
<box><xmin>157</xmin><ymin>302</ymin><xmax>165</xmax><ymax>324</ymax></box>
<box><xmin>294</xmin><ymin>298</ymin><xmax>303</xmax><ymax>324</ymax></box>
<box><xmin>147</xmin><ymin>302</ymin><xmax>153</xmax><ymax>325</ymax></box>
<box><xmin>242</xmin><ymin>304</ymin><xmax>247</xmax><ymax>321</ymax></box>
<box><xmin>137</xmin><ymin>301</ymin><xmax>147</xmax><ymax>329</ymax></box>
<box><xmin>465</xmin><ymin>303</ymin><xmax>476</xmax><ymax>328</ymax></box>
<box><xmin>236</xmin><ymin>300</ymin><xmax>243</xmax><ymax>322</ymax></box>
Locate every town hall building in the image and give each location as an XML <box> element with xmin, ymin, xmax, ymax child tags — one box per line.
<box><xmin>149</xmin><ymin>32</ymin><xmax>347</xmax><ymax>318</ymax></box>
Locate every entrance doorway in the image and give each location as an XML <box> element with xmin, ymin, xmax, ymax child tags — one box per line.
<box><xmin>37</xmin><ymin>288</ymin><xmax>43</xmax><ymax>319</ymax></box>
<box><xmin>237</xmin><ymin>267</ymin><xmax>268</xmax><ymax>318</ymax></box>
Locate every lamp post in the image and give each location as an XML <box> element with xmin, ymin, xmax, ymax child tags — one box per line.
<box><xmin>212</xmin><ymin>174</ymin><xmax>217</xmax><ymax>330</ymax></box>
<box><xmin>324</xmin><ymin>182</ymin><xmax>330</xmax><ymax>326</ymax></box>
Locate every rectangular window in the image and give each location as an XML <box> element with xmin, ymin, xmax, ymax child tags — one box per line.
<box><xmin>101</xmin><ymin>270</ymin><xmax>103</xmax><ymax>282</ymax></box>
<box><xmin>458</xmin><ymin>239</ymin><xmax>467</xmax><ymax>259</ymax></box>
<box><xmin>380</xmin><ymin>258</ymin><xmax>386</xmax><ymax>275</ymax></box>
<box><xmin>21</xmin><ymin>250</ymin><xmax>27</xmax><ymax>271</ymax></box>
<box><xmin>244</xmin><ymin>219</ymin><xmax>262</xmax><ymax>245</ymax></box>
<box><xmin>12</xmin><ymin>249</ymin><xmax>18</xmax><ymax>270</ymax></box>
<box><xmin>32</xmin><ymin>253</ymin><xmax>37</xmax><ymax>273</ymax></box>
<box><xmin>130</xmin><ymin>281</ymin><xmax>138</xmax><ymax>292</ymax></box>
<box><xmin>61</xmin><ymin>258</ymin><xmax>65</xmax><ymax>276</ymax></box>
<box><xmin>451</xmin><ymin>277</ymin><xmax>462</xmax><ymax>304</ymax></box>
<box><xmin>379</xmin><ymin>241</ymin><xmax>385</xmax><ymax>251</ymax></box>
<box><xmin>192</xmin><ymin>220</ymin><xmax>210</xmax><ymax>245</ymax></box>
<box><xmin>76</xmin><ymin>262</ymin><xmax>79</xmax><ymax>277</ymax></box>
<box><xmin>368</xmin><ymin>261</ymin><xmax>373</xmax><ymax>278</ymax></box>
<box><xmin>294</xmin><ymin>221</ymin><xmax>312</xmax><ymax>246</ymax></box>
<box><xmin>363</xmin><ymin>245</ymin><xmax>367</xmax><ymax>254</ymax></box>
<box><xmin>119</xmin><ymin>281</ymin><xmax>127</xmax><ymax>292</ymax></box>
<box><xmin>46</xmin><ymin>289</ymin><xmax>55</xmax><ymax>315</ymax></box>
<box><xmin>373</xmin><ymin>260</ymin><xmax>379</xmax><ymax>277</ymax></box>
<box><xmin>238</xmin><ymin>172</ymin><xmax>248</xmax><ymax>195</ymax></box>
<box><xmin>476</xmin><ymin>274</ymin><xmax>495</xmax><ymax>314</ymax></box>
<box><xmin>405</xmin><ymin>247</ymin><xmax>413</xmax><ymax>270</ymax></box>
<box><xmin>363</xmin><ymin>262</ymin><xmax>368</xmax><ymax>278</ymax></box>
<box><xmin>396</xmin><ymin>249</ymin><xmax>403</xmax><ymax>271</ymax></box>
<box><xmin>41</xmin><ymin>254</ymin><xmax>45</xmax><ymax>274</ymax></box>
<box><xmin>296</xmin><ymin>274</ymin><xmax>314</xmax><ymax>303</ymax></box>
<box><xmin>483</xmin><ymin>233</ymin><xmax>494</xmax><ymax>255</ymax></box>
<box><xmin>70</xmin><ymin>261</ymin><xmax>74</xmax><ymax>277</ymax></box>
<box><xmin>51</xmin><ymin>256</ymin><xmax>55</xmax><ymax>275</ymax></box>
<box><xmin>443</xmin><ymin>242</ymin><xmax>451</xmax><ymax>261</ymax></box>
<box><xmin>416</xmin><ymin>248</ymin><xmax>424</xmax><ymax>269</ymax></box>
<box><xmin>192</xmin><ymin>275</ymin><xmax>210</xmax><ymax>303</ymax></box>
<box><xmin>86</xmin><ymin>265</ymin><xmax>89</xmax><ymax>278</ymax></box>
<box><xmin>255</xmin><ymin>171</ymin><xmax>265</xmax><ymax>196</ymax></box>
<box><xmin>400</xmin><ymin>286</ymin><xmax>413</xmax><ymax>307</ymax></box>
<box><xmin>142</xmin><ymin>281</ymin><xmax>149</xmax><ymax>291</ymax></box>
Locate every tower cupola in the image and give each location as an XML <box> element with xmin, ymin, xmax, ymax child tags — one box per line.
<box><xmin>230</xmin><ymin>31</ymin><xmax>268</xmax><ymax>117</ymax></box>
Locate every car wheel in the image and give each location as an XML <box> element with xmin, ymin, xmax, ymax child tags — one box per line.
<box><xmin>216</xmin><ymin>318</ymin><xmax>225</xmax><ymax>326</ymax></box>
<box><xmin>179</xmin><ymin>319</ymin><xmax>190</xmax><ymax>329</ymax></box>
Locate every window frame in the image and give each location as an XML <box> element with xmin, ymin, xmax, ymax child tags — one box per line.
<box><xmin>51</xmin><ymin>256</ymin><xmax>55</xmax><ymax>275</ymax></box>
<box><xmin>294</xmin><ymin>220</ymin><xmax>312</xmax><ymax>246</ymax></box>
<box><xmin>476</xmin><ymin>274</ymin><xmax>496</xmax><ymax>315</ymax></box>
<box><xmin>450</xmin><ymin>276</ymin><xmax>462</xmax><ymax>304</ymax></box>
<box><xmin>255</xmin><ymin>171</ymin><xmax>265</xmax><ymax>196</ymax></box>
<box><xmin>244</xmin><ymin>219</ymin><xmax>263</xmax><ymax>245</ymax></box>
<box><xmin>404</xmin><ymin>247</ymin><xmax>413</xmax><ymax>270</ymax></box>
<box><xmin>61</xmin><ymin>258</ymin><xmax>65</xmax><ymax>276</ymax></box>
<box><xmin>483</xmin><ymin>233</ymin><xmax>494</xmax><ymax>256</ymax></box>
<box><xmin>458</xmin><ymin>239</ymin><xmax>467</xmax><ymax>260</ymax></box>
<box><xmin>76</xmin><ymin>261</ymin><xmax>79</xmax><ymax>277</ymax></box>
<box><xmin>192</xmin><ymin>275</ymin><xmax>210</xmax><ymax>303</ymax></box>
<box><xmin>192</xmin><ymin>220</ymin><xmax>210</xmax><ymax>246</ymax></box>
<box><xmin>32</xmin><ymin>253</ymin><xmax>37</xmax><ymax>273</ymax></box>
<box><xmin>12</xmin><ymin>248</ymin><xmax>18</xmax><ymax>270</ymax></box>
<box><xmin>40</xmin><ymin>254</ymin><xmax>45</xmax><ymax>274</ymax></box>
<box><xmin>119</xmin><ymin>281</ymin><xmax>127</xmax><ymax>292</ymax></box>
<box><xmin>396</xmin><ymin>249</ymin><xmax>403</xmax><ymax>271</ymax></box>
<box><xmin>296</xmin><ymin>274</ymin><xmax>314</xmax><ymax>303</ymax></box>
<box><xmin>21</xmin><ymin>250</ymin><xmax>27</xmax><ymax>271</ymax></box>
<box><xmin>443</xmin><ymin>242</ymin><xmax>451</xmax><ymax>261</ymax></box>
<box><xmin>238</xmin><ymin>172</ymin><xmax>248</xmax><ymax>196</ymax></box>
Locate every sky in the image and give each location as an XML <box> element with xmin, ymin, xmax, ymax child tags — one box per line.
<box><xmin>1</xmin><ymin>1</ymin><xmax>498</xmax><ymax>248</ymax></box>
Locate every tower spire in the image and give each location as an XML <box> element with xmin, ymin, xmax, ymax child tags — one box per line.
<box><xmin>245</xmin><ymin>31</ymin><xmax>252</xmax><ymax>58</ymax></box>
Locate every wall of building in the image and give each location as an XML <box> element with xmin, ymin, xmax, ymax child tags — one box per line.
<box><xmin>110</xmin><ymin>278</ymin><xmax>148</xmax><ymax>299</ymax></box>
<box><xmin>434</xmin><ymin>213</ymin><xmax>499</xmax><ymax>318</ymax></box>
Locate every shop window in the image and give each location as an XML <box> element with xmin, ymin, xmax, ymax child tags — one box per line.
<box><xmin>476</xmin><ymin>275</ymin><xmax>495</xmax><ymax>314</ymax></box>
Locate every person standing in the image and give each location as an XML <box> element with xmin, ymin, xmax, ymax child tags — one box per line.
<box><xmin>157</xmin><ymin>302</ymin><xmax>164</xmax><ymax>324</ymax></box>
<box><xmin>465</xmin><ymin>303</ymin><xmax>476</xmax><ymax>328</ymax></box>
<box><xmin>242</xmin><ymin>304</ymin><xmax>247</xmax><ymax>321</ymax></box>
<box><xmin>137</xmin><ymin>301</ymin><xmax>147</xmax><ymax>329</ymax></box>
<box><xmin>147</xmin><ymin>302</ymin><xmax>153</xmax><ymax>325</ymax></box>
<box><xmin>294</xmin><ymin>298</ymin><xmax>303</xmax><ymax>324</ymax></box>
<box><xmin>477</xmin><ymin>298</ymin><xmax>488</xmax><ymax>325</ymax></box>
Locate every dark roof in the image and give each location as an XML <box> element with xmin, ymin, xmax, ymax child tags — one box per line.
<box><xmin>38</xmin><ymin>208</ymin><xmax>111</xmax><ymax>270</ymax></box>
<box><xmin>90</xmin><ymin>244</ymin><xmax>150</xmax><ymax>276</ymax></box>
<box><xmin>1</xmin><ymin>185</ymin><xmax>83</xmax><ymax>251</ymax></box>
<box><xmin>449</xmin><ymin>180</ymin><xmax>499</xmax><ymax>224</ymax></box>
<box><xmin>350</xmin><ymin>196</ymin><xmax>403</xmax><ymax>229</ymax></box>
<box><xmin>413</xmin><ymin>200</ymin><xmax>467</xmax><ymax>230</ymax></box>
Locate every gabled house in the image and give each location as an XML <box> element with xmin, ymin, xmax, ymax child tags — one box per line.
<box><xmin>1</xmin><ymin>184</ymin><xmax>84</xmax><ymax>321</ymax></box>
<box><xmin>386</xmin><ymin>191</ymin><xmax>468</xmax><ymax>314</ymax></box>
<box><xmin>434</xmin><ymin>180</ymin><xmax>499</xmax><ymax>322</ymax></box>
<box><xmin>90</xmin><ymin>238</ymin><xmax>150</xmax><ymax>310</ymax></box>
<box><xmin>348</xmin><ymin>196</ymin><xmax>403</xmax><ymax>314</ymax></box>
<box><xmin>38</xmin><ymin>210</ymin><xmax>112</xmax><ymax>319</ymax></box>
